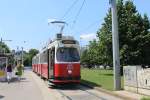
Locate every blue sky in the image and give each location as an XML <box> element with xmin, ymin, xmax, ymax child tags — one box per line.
<box><xmin>0</xmin><ymin>0</ymin><xmax>150</xmax><ymax>51</ymax></box>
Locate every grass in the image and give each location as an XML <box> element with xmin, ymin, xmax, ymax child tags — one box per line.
<box><xmin>81</xmin><ymin>68</ymin><xmax>124</xmax><ymax>91</ymax></box>
<box><xmin>141</xmin><ymin>97</ymin><xmax>150</xmax><ymax>100</ymax></box>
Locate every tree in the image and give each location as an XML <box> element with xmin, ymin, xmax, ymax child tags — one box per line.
<box><xmin>24</xmin><ymin>49</ymin><xmax>39</xmax><ymax>66</ymax></box>
<box><xmin>0</xmin><ymin>42</ymin><xmax>14</xmax><ymax>64</ymax></box>
<box><xmin>81</xmin><ymin>40</ymin><xmax>103</xmax><ymax>68</ymax></box>
<box><xmin>81</xmin><ymin>0</ymin><xmax>150</xmax><ymax>67</ymax></box>
<box><xmin>80</xmin><ymin>49</ymin><xmax>90</xmax><ymax>67</ymax></box>
<box><xmin>0</xmin><ymin>42</ymin><xmax>10</xmax><ymax>53</ymax></box>
<box><xmin>28</xmin><ymin>49</ymin><xmax>39</xmax><ymax>57</ymax></box>
<box><xmin>97</xmin><ymin>0</ymin><xmax>150</xmax><ymax>66</ymax></box>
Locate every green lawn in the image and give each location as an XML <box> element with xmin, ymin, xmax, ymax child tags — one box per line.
<box><xmin>81</xmin><ymin>68</ymin><xmax>124</xmax><ymax>91</ymax></box>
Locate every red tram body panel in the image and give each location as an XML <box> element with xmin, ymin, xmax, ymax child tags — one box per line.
<box><xmin>41</xmin><ymin>64</ymin><xmax>48</xmax><ymax>79</ymax></box>
<box><xmin>53</xmin><ymin>63</ymin><xmax>80</xmax><ymax>83</ymax></box>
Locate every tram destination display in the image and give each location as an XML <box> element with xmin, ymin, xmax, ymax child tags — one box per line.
<box><xmin>62</xmin><ymin>40</ymin><xmax>76</xmax><ymax>44</ymax></box>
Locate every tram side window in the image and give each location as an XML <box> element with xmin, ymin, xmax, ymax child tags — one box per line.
<box><xmin>38</xmin><ymin>56</ymin><xmax>40</xmax><ymax>64</ymax></box>
<box><xmin>41</xmin><ymin>51</ymin><xmax>47</xmax><ymax>63</ymax></box>
<box><xmin>34</xmin><ymin>59</ymin><xmax>36</xmax><ymax>64</ymax></box>
<box><xmin>32</xmin><ymin>59</ymin><xmax>34</xmax><ymax>65</ymax></box>
<box><xmin>34</xmin><ymin>58</ymin><xmax>36</xmax><ymax>64</ymax></box>
<box><xmin>41</xmin><ymin>53</ymin><xmax>44</xmax><ymax>64</ymax></box>
<box><xmin>37</xmin><ymin>56</ymin><xmax>40</xmax><ymax>64</ymax></box>
<box><xmin>36</xmin><ymin>57</ymin><xmax>37</xmax><ymax>64</ymax></box>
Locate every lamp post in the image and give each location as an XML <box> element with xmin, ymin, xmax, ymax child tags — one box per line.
<box><xmin>21</xmin><ymin>47</ymin><xmax>24</xmax><ymax>66</ymax></box>
<box><xmin>21</xmin><ymin>41</ymin><xmax>26</xmax><ymax>66</ymax></box>
<box><xmin>15</xmin><ymin>41</ymin><xmax>26</xmax><ymax>66</ymax></box>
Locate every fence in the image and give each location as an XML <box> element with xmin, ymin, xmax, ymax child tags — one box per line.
<box><xmin>124</xmin><ymin>66</ymin><xmax>150</xmax><ymax>96</ymax></box>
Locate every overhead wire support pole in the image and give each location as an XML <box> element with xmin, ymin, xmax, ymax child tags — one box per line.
<box><xmin>110</xmin><ymin>0</ymin><xmax>121</xmax><ymax>90</ymax></box>
<box><xmin>21</xmin><ymin>47</ymin><xmax>24</xmax><ymax>66</ymax></box>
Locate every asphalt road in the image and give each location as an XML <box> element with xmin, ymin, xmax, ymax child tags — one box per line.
<box><xmin>0</xmin><ymin>67</ymin><xmax>123</xmax><ymax>100</ymax></box>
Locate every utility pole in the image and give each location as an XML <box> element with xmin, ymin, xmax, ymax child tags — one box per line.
<box><xmin>110</xmin><ymin>0</ymin><xmax>121</xmax><ymax>90</ymax></box>
<box><xmin>21</xmin><ymin>47</ymin><xmax>24</xmax><ymax>66</ymax></box>
<box><xmin>0</xmin><ymin>38</ymin><xmax>2</xmax><ymax>43</ymax></box>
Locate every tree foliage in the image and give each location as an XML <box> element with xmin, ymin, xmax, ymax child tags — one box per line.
<box><xmin>24</xmin><ymin>49</ymin><xmax>39</xmax><ymax>66</ymax></box>
<box><xmin>81</xmin><ymin>0</ymin><xmax>150</xmax><ymax>67</ymax></box>
<box><xmin>0</xmin><ymin>42</ymin><xmax>10</xmax><ymax>53</ymax></box>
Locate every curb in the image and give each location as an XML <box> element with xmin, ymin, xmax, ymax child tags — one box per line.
<box><xmin>80</xmin><ymin>82</ymin><xmax>135</xmax><ymax>100</ymax></box>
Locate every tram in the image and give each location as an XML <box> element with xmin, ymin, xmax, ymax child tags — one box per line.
<box><xmin>32</xmin><ymin>34</ymin><xmax>80</xmax><ymax>84</ymax></box>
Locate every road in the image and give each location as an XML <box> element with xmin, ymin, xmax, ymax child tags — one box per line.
<box><xmin>0</xmin><ymin>68</ymin><xmax>123</xmax><ymax>100</ymax></box>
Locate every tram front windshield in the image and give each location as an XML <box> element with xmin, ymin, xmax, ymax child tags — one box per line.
<box><xmin>57</xmin><ymin>47</ymin><xmax>80</xmax><ymax>62</ymax></box>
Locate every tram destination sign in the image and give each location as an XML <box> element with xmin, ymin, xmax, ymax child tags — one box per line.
<box><xmin>62</xmin><ymin>40</ymin><xmax>76</xmax><ymax>44</ymax></box>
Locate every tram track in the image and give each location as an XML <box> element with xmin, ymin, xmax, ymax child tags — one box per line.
<box><xmin>49</xmin><ymin>84</ymin><xmax>116</xmax><ymax>100</ymax></box>
<box><xmin>44</xmin><ymin>80</ymin><xmax>102</xmax><ymax>100</ymax></box>
<box><xmin>79</xmin><ymin>86</ymin><xmax>107</xmax><ymax>100</ymax></box>
<box><xmin>56</xmin><ymin>89</ymin><xmax>73</xmax><ymax>100</ymax></box>
<box><xmin>42</xmin><ymin>78</ymin><xmax>123</xmax><ymax>100</ymax></box>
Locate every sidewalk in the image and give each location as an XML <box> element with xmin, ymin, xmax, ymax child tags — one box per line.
<box><xmin>81</xmin><ymin>82</ymin><xmax>147</xmax><ymax>100</ymax></box>
<box><xmin>114</xmin><ymin>90</ymin><xmax>145</xmax><ymax>100</ymax></box>
<box><xmin>0</xmin><ymin>71</ymin><xmax>44</xmax><ymax>100</ymax></box>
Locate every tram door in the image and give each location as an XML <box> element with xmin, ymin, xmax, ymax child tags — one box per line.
<box><xmin>48</xmin><ymin>48</ymin><xmax>55</xmax><ymax>79</ymax></box>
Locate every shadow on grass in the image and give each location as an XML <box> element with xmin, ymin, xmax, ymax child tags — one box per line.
<box><xmin>100</xmin><ymin>73</ymin><xmax>113</xmax><ymax>76</ymax></box>
<box><xmin>81</xmin><ymin>79</ymin><xmax>101</xmax><ymax>88</ymax></box>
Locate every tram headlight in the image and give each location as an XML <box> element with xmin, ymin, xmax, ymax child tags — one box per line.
<box><xmin>68</xmin><ymin>70</ymin><xmax>72</xmax><ymax>74</ymax></box>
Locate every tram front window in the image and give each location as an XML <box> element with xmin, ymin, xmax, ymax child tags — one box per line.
<box><xmin>57</xmin><ymin>48</ymin><xmax>80</xmax><ymax>62</ymax></box>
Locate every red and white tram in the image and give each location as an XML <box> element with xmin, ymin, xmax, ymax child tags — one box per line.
<box><xmin>32</xmin><ymin>35</ymin><xmax>80</xmax><ymax>84</ymax></box>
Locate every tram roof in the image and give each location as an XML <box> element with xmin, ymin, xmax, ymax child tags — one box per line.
<box><xmin>34</xmin><ymin>35</ymin><xmax>78</xmax><ymax>56</ymax></box>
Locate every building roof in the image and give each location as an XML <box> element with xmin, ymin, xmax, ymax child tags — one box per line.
<box><xmin>0</xmin><ymin>53</ymin><xmax>13</xmax><ymax>57</ymax></box>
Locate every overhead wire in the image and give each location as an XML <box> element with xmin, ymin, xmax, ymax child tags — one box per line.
<box><xmin>61</xmin><ymin>0</ymin><xmax>79</xmax><ymax>19</ymax></box>
<box><xmin>77</xmin><ymin>19</ymin><xmax>103</xmax><ymax>34</ymax></box>
<box><xmin>72</xmin><ymin>0</ymin><xmax>86</xmax><ymax>27</ymax></box>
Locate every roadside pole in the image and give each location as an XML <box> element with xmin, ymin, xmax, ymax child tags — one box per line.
<box><xmin>110</xmin><ymin>0</ymin><xmax>121</xmax><ymax>90</ymax></box>
<box><xmin>21</xmin><ymin>47</ymin><xmax>24</xmax><ymax>66</ymax></box>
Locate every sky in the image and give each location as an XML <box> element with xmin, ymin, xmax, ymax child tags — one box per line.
<box><xmin>0</xmin><ymin>0</ymin><xmax>150</xmax><ymax>51</ymax></box>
